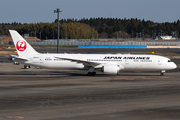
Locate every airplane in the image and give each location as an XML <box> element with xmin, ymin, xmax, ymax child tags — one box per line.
<box><xmin>9</xmin><ymin>30</ymin><xmax>177</xmax><ymax>76</ymax></box>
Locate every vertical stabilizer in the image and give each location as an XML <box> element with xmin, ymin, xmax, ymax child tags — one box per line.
<box><xmin>9</xmin><ymin>30</ymin><xmax>38</xmax><ymax>56</ymax></box>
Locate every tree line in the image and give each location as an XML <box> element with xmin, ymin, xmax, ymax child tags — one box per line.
<box><xmin>0</xmin><ymin>18</ymin><xmax>180</xmax><ymax>39</ymax></box>
<box><xmin>0</xmin><ymin>21</ymin><xmax>98</xmax><ymax>39</ymax></box>
<box><xmin>78</xmin><ymin>18</ymin><xmax>180</xmax><ymax>38</ymax></box>
<box><xmin>16</xmin><ymin>22</ymin><xmax>98</xmax><ymax>39</ymax></box>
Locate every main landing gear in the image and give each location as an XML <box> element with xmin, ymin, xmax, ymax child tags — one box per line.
<box><xmin>87</xmin><ymin>66</ymin><xmax>96</xmax><ymax>76</ymax></box>
<box><xmin>160</xmin><ymin>70</ymin><xmax>165</xmax><ymax>76</ymax></box>
<box><xmin>87</xmin><ymin>72</ymin><xmax>96</xmax><ymax>76</ymax></box>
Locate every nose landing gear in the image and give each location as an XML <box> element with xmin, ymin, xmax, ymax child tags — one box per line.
<box><xmin>160</xmin><ymin>70</ymin><xmax>166</xmax><ymax>76</ymax></box>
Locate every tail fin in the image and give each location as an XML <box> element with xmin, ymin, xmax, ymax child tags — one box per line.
<box><xmin>9</xmin><ymin>30</ymin><xmax>38</xmax><ymax>56</ymax></box>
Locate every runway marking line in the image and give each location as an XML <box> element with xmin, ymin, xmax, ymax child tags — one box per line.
<box><xmin>114</xmin><ymin>77</ymin><xmax>152</xmax><ymax>80</ymax></box>
<box><xmin>114</xmin><ymin>78</ymin><xmax>135</xmax><ymax>80</ymax></box>
<box><xmin>160</xmin><ymin>76</ymin><xmax>169</xmax><ymax>78</ymax></box>
<box><xmin>0</xmin><ymin>116</ymin><xmax>24</xmax><ymax>119</ymax></box>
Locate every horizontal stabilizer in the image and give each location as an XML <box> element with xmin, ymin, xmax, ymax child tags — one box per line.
<box><xmin>11</xmin><ymin>55</ymin><xmax>29</xmax><ymax>61</ymax></box>
<box><xmin>15</xmin><ymin>57</ymin><xmax>29</xmax><ymax>61</ymax></box>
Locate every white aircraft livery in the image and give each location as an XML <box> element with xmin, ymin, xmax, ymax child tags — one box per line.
<box><xmin>9</xmin><ymin>30</ymin><xmax>177</xmax><ymax>76</ymax></box>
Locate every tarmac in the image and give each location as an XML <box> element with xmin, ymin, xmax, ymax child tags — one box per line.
<box><xmin>0</xmin><ymin>62</ymin><xmax>180</xmax><ymax>120</ymax></box>
<box><xmin>0</xmin><ymin>48</ymin><xmax>180</xmax><ymax>120</ymax></box>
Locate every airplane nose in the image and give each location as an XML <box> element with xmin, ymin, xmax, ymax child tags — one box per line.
<box><xmin>167</xmin><ymin>62</ymin><xmax>177</xmax><ymax>70</ymax></box>
<box><xmin>173</xmin><ymin>62</ymin><xmax>177</xmax><ymax>69</ymax></box>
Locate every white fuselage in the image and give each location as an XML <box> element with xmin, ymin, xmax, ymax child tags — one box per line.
<box><xmin>15</xmin><ymin>53</ymin><xmax>177</xmax><ymax>71</ymax></box>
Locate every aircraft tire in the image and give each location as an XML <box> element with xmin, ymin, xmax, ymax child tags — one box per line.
<box><xmin>160</xmin><ymin>73</ymin><xmax>164</xmax><ymax>76</ymax></box>
<box><xmin>92</xmin><ymin>72</ymin><xmax>96</xmax><ymax>76</ymax></box>
<box><xmin>87</xmin><ymin>72</ymin><xmax>91</xmax><ymax>76</ymax></box>
<box><xmin>87</xmin><ymin>72</ymin><xmax>96</xmax><ymax>76</ymax></box>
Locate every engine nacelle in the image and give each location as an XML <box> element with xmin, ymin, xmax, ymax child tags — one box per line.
<box><xmin>102</xmin><ymin>64</ymin><xmax>121</xmax><ymax>75</ymax></box>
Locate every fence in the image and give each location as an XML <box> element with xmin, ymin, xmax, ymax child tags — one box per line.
<box><xmin>28</xmin><ymin>39</ymin><xmax>180</xmax><ymax>46</ymax></box>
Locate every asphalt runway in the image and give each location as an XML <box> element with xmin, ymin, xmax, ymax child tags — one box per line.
<box><xmin>0</xmin><ymin>63</ymin><xmax>180</xmax><ymax>120</ymax></box>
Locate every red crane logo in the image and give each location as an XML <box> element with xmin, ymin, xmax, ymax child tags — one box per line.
<box><xmin>16</xmin><ymin>40</ymin><xmax>27</xmax><ymax>51</ymax></box>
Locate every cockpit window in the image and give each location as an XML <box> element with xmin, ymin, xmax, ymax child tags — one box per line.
<box><xmin>168</xmin><ymin>60</ymin><xmax>171</xmax><ymax>62</ymax></box>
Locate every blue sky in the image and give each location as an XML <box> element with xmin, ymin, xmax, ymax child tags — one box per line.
<box><xmin>0</xmin><ymin>0</ymin><xmax>180</xmax><ymax>23</ymax></box>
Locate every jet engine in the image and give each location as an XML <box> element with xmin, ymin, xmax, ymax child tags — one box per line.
<box><xmin>102</xmin><ymin>64</ymin><xmax>121</xmax><ymax>74</ymax></box>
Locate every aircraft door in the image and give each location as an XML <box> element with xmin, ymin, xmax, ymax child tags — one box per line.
<box><xmin>39</xmin><ymin>57</ymin><xmax>44</xmax><ymax>64</ymax></box>
<box><xmin>33</xmin><ymin>57</ymin><xmax>44</xmax><ymax>65</ymax></box>
<box><xmin>158</xmin><ymin>58</ymin><xmax>162</xmax><ymax>65</ymax></box>
<box><xmin>125</xmin><ymin>60</ymin><xmax>129</xmax><ymax>65</ymax></box>
<box><xmin>158</xmin><ymin>58</ymin><xmax>167</xmax><ymax>69</ymax></box>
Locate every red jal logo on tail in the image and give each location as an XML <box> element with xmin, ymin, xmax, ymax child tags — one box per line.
<box><xmin>16</xmin><ymin>40</ymin><xmax>27</xmax><ymax>51</ymax></box>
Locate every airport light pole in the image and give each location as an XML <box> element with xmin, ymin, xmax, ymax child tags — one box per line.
<box><xmin>39</xmin><ymin>31</ymin><xmax>41</xmax><ymax>40</ymax></box>
<box><xmin>54</xmin><ymin>8</ymin><xmax>62</xmax><ymax>53</ymax></box>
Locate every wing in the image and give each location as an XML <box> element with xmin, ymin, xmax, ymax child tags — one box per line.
<box><xmin>54</xmin><ymin>56</ymin><xmax>104</xmax><ymax>68</ymax></box>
